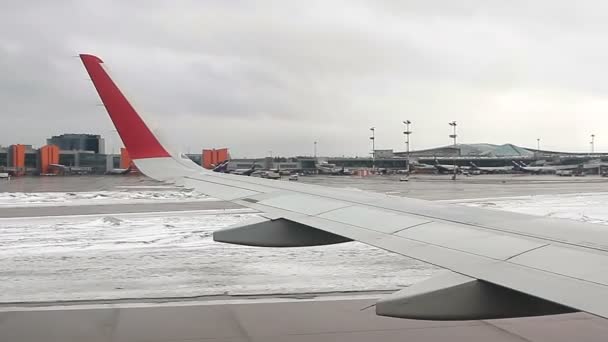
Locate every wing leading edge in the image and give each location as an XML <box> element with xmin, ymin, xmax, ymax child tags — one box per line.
<box><xmin>81</xmin><ymin>54</ymin><xmax>608</xmax><ymax>321</ymax></box>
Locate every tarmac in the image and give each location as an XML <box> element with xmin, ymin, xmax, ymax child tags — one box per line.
<box><xmin>1</xmin><ymin>297</ymin><xmax>607</xmax><ymax>341</ymax></box>
<box><xmin>0</xmin><ymin>201</ymin><xmax>240</xmax><ymax>218</ymax></box>
<box><xmin>3</xmin><ymin>174</ymin><xmax>608</xmax><ymax>341</ymax></box>
<box><xmin>299</xmin><ymin>173</ymin><xmax>608</xmax><ymax>200</ymax></box>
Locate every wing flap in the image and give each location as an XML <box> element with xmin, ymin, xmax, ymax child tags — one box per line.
<box><xmin>256</xmin><ymin>194</ymin><xmax>350</xmax><ymax>216</ymax></box>
<box><xmin>509</xmin><ymin>245</ymin><xmax>608</xmax><ymax>285</ymax></box>
<box><xmin>396</xmin><ymin>221</ymin><xmax>547</xmax><ymax>260</ymax></box>
<box><xmin>318</xmin><ymin>205</ymin><xmax>432</xmax><ymax>234</ymax></box>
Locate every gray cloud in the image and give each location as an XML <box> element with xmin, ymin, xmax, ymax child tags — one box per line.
<box><xmin>1</xmin><ymin>0</ymin><xmax>607</xmax><ymax>157</ymax></box>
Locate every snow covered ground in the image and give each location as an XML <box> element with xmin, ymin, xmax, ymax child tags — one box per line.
<box><xmin>0</xmin><ymin>190</ymin><xmax>213</xmax><ymax>208</ymax></box>
<box><xmin>2</xmin><ymin>191</ymin><xmax>608</xmax><ymax>303</ymax></box>
<box><xmin>458</xmin><ymin>192</ymin><xmax>608</xmax><ymax>225</ymax></box>
<box><xmin>0</xmin><ymin>209</ymin><xmax>432</xmax><ymax>302</ymax></box>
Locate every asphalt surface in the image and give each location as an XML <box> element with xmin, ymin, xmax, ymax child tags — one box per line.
<box><xmin>3</xmin><ymin>174</ymin><xmax>608</xmax><ymax>341</ymax></box>
<box><xmin>1</xmin><ymin>297</ymin><xmax>607</xmax><ymax>342</ymax></box>
<box><xmin>0</xmin><ymin>175</ymin><xmax>162</xmax><ymax>193</ymax></box>
<box><xmin>0</xmin><ymin>201</ymin><xmax>240</xmax><ymax>218</ymax></box>
<box><xmin>299</xmin><ymin>173</ymin><xmax>608</xmax><ymax>200</ymax></box>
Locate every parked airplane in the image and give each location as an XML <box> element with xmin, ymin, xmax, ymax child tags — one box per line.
<box><xmin>252</xmin><ymin>170</ymin><xmax>281</xmax><ymax>179</ymax></box>
<box><xmin>106</xmin><ymin>166</ymin><xmax>131</xmax><ymax>175</ymax></box>
<box><xmin>211</xmin><ymin>160</ymin><xmax>230</xmax><ymax>173</ymax></box>
<box><xmin>81</xmin><ymin>53</ymin><xmax>608</xmax><ymax>322</ymax></box>
<box><xmin>433</xmin><ymin>160</ymin><xmax>463</xmax><ymax>174</ymax></box>
<box><xmin>512</xmin><ymin>161</ymin><xmax>580</xmax><ymax>174</ymax></box>
<box><xmin>231</xmin><ymin>163</ymin><xmax>258</xmax><ymax>176</ymax></box>
<box><xmin>316</xmin><ymin>162</ymin><xmax>353</xmax><ymax>175</ymax></box>
<box><xmin>410</xmin><ymin>162</ymin><xmax>436</xmax><ymax>173</ymax></box>
<box><xmin>469</xmin><ymin>162</ymin><xmax>514</xmax><ymax>174</ymax></box>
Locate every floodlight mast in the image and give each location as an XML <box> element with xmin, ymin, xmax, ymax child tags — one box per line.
<box><xmin>403</xmin><ymin>120</ymin><xmax>412</xmax><ymax>172</ymax></box>
<box><xmin>449</xmin><ymin>121</ymin><xmax>457</xmax><ymax>180</ymax></box>
<box><xmin>369</xmin><ymin>127</ymin><xmax>375</xmax><ymax>170</ymax></box>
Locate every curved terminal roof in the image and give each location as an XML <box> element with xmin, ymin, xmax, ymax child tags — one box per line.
<box><xmin>405</xmin><ymin>143</ymin><xmax>535</xmax><ymax>158</ymax></box>
<box><xmin>456</xmin><ymin>144</ymin><xmax>534</xmax><ymax>157</ymax></box>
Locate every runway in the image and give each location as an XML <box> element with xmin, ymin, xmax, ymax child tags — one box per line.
<box><xmin>0</xmin><ymin>201</ymin><xmax>239</xmax><ymax>218</ymax></box>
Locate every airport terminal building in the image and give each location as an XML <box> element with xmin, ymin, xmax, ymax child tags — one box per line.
<box><xmin>0</xmin><ymin>134</ymin><xmax>119</xmax><ymax>176</ymax></box>
<box><xmin>2</xmin><ymin>136</ymin><xmax>608</xmax><ymax>176</ymax></box>
<box><xmin>47</xmin><ymin>134</ymin><xmax>105</xmax><ymax>154</ymax></box>
<box><xmin>396</xmin><ymin>143</ymin><xmax>608</xmax><ymax>168</ymax></box>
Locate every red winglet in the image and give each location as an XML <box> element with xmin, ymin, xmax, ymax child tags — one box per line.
<box><xmin>80</xmin><ymin>54</ymin><xmax>170</xmax><ymax>159</ymax></box>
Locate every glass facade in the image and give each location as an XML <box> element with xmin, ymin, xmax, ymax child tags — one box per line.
<box><xmin>78</xmin><ymin>153</ymin><xmax>109</xmax><ymax>173</ymax></box>
<box><xmin>47</xmin><ymin>134</ymin><xmax>104</xmax><ymax>153</ymax></box>
<box><xmin>113</xmin><ymin>155</ymin><xmax>121</xmax><ymax>169</ymax></box>
<box><xmin>59</xmin><ymin>153</ymin><xmax>76</xmax><ymax>167</ymax></box>
<box><xmin>25</xmin><ymin>153</ymin><xmax>38</xmax><ymax>168</ymax></box>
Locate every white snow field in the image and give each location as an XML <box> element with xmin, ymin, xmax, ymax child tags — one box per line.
<box><xmin>1</xmin><ymin>191</ymin><xmax>607</xmax><ymax>302</ymax></box>
<box><xmin>0</xmin><ymin>210</ymin><xmax>432</xmax><ymax>302</ymax></box>
<box><xmin>458</xmin><ymin>192</ymin><xmax>608</xmax><ymax>225</ymax></box>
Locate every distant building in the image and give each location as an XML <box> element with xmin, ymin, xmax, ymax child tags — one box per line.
<box><xmin>47</xmin><ymin>134</ymin><xmax>105</xmax><ymax>154</ymax></box>
<box><xmin>202</xmin><ymin>148</ymin><xmax>229</xmax><ymax>169</ymax></box>
<box><xmin>3</xmin><ymin>144</ymin><xmax>38</xmax><ymax>175</ymax></box>
<box><xmin>224</xmin><ymin>157</ymin><xmax>407</xmax><ymax>172</ymax></box>
<box><xmin>394</xmin><ymin>143</ymin><xmax>608</xmax><ymax>168</ymax></box>
<box><xmin>373</xmin><ymin>149</ymin><xmax>394</xmax><ymax>158</ymax></box>
<box><xmin>57</xmin><ymin>150</ymin><xmax>114</xmax><ymax>174</ymax></box>
<box><xmin>398</xmin><ymin>144</ymin><xmax>535</xmax><ymax>159</ymax></box>
<box><xmin>0</xmin><ymin>146</ymin><xmax>7</xmax><ymax>167</ymax></box>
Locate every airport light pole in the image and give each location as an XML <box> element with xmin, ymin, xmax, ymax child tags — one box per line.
<box><xmin>370</xmin><ymin>127</ymin><xmax>375</xmax><ymax>170</ymax></box>
<box><xmin>449</xmin><ymin>121</ymin><xmax>457</xmax><ymax>180</ymax></box>
<box><xmin>590</xmin><ymin>134</ymin><xmax>599</xmax><ymax>175</ymax></box>
<box><xmin>314</xmin><ymin>141</ymin><xmax>317</xmax><ymax>160</ymax></box>
<box><xmin>403</xmin><ymin>120</ymin><xmax>412</xmax><ymax>172</ymax></box>
<box><xmin>449</xmin><ymin>121</ymin><xmax>457</xmax><ymax>146</ymax></box>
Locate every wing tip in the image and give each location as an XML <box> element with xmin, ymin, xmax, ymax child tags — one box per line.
<box><xmin>79</xmin><ymin>54</ymin><xmax>104</xmax><ymax>64</ymax></box>
<box><xmin>79</xmin><ymin>53</ymin><xmax>172</xmax><ymax>160</ymax></box>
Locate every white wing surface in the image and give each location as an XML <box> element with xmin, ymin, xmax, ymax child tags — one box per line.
<box><xmin>80</xmin><ymin>54</ymin><xmax>608</xmax><ymax>321</ymax></box>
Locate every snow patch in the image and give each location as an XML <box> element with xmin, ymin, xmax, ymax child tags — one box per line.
<box><xmin>460</xmin><ymin>192</ymin><xmax>608</xmax><ymax>225</ymax></box>
<box><xmin>0</xmin><ymin>190</ymin><xmax>214</xmax><ymax>207</ymax></box>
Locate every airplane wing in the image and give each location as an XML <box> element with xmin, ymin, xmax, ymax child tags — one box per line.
<box><xmin>80</xmin><ymin>54</ymin><xmax>608</xmax><ymax>321</ymax></box>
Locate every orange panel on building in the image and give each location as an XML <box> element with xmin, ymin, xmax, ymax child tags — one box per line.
<box><xmin>202</xmin><ymin>148</ymin><xmax>229</xmax><ymax>169</ymax></box>
<box><xmin>9</xmin><ymin>144</ymin><xmax>26</xmax><ymax>176</ymax></box>
<box><xmin>39</xmin><ymin>145</ymin><xmax>60</xmax><ymax>174</ymax></box>
<box><xmin>202</xmin><ymin>149</ymin><xmax>214</xmax><ymax>169</ymax></box>
<box><xmin>216</xmin><ymin>148</ymin><xmax>229</xmax><ymax>164</ymax></box>
<box><xmin>120</xmin><ymin>148</ymin><xmax>133</xmax><ymax>169</ymax></box>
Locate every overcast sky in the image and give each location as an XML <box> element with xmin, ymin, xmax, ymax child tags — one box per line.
<box><xmin>2</xmin><ymin>1</ymin><xmax>608</xmax><ymax>157</ymax></box>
